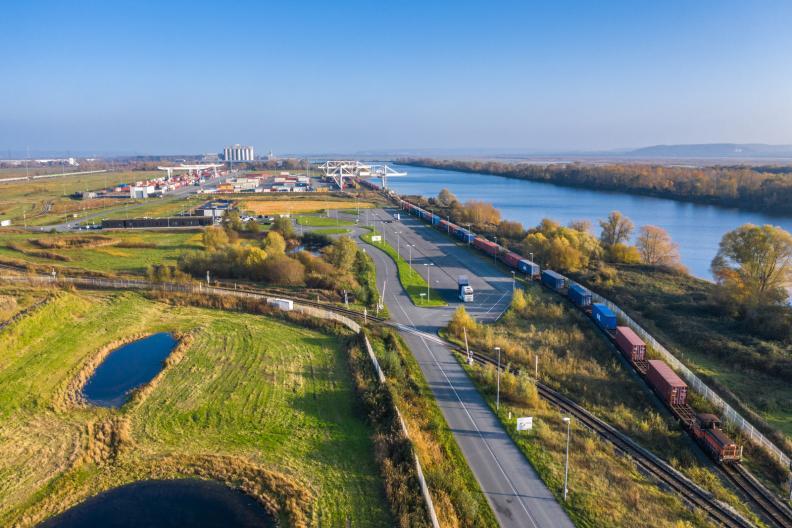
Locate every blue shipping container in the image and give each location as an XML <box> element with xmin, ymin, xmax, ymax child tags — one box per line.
<box><xmin>518</xmin><ymin>259</ymin><xmax>540</xmax><ymax>276</ymax></box>
<box><xmin>592</xmin><ymin>303</ymin><xmax>617</xmax><ymax>330</ymax></box>
<box><xmin>568</xmin><ymin>284</ymin><xmax>592</xmax><ymax>307</ymax></box>
<box><xmin>541</xmin><ymin>270</ymin><xmax>566</xmax><ymax>290</ymax></box>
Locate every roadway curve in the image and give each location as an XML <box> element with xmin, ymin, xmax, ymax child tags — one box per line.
<box><xmin>352</xmin><ymin>208</ymin><xmax>574</xmax><ymax>528</ymax></box>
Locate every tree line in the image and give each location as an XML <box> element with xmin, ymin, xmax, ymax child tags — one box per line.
<box><xmin>400</xmin><ymin>158</ymin><xmax>792</xmax><ymax>214</ymax></box>
<box><xmin>421</xmin><ymin>189</ymin><xmax>792</xmax><ymax>339</ymax></box>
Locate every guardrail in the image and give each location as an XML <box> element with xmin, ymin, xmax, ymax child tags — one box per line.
<box><xmin>0</xmin><ymin>272</ymin><xmax>440</xmax><ymax>526</ymax></box>
<box><xmin>591</xmin><ymin>290</ymin><xmax>790</xmax><ymax>469</ymax></box>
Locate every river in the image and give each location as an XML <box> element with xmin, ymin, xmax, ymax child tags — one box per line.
<box><xmin>386</xmin><ymin>163</ymin><xmax>792</xmax><ymax>279</ymax></box>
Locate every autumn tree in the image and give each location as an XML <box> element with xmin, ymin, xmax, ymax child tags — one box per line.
<box><xmin>202</xmin><ymin>226</ymin><xmax>229</xmax><ymax>249</ymax></box>
<box><xmin>599</xmin><ymin>211</ymin><xmax>634</xmax><ymax>248</ymax></box>
<box><xmin>270</xmin><ymin>216</ymin><xmax>295</xmax><ymax>239</ymax></box>
<box><xmin>496</xmin><ymin>219</ymin><xmax>524</xmax><ymax>240</ymax></box>
<box><xmin>637</xmin><ymin>226</ymin><xmax>681</xmax><ymax>268</ymax></box>
<box><xmin>245</xmin><ymin>219</ymin><xmax>261</xmax><ymax>234</ymax></box>
<box><xmin>323</xmin><ymin>236</ymin><xmax>358</xmax><ymax>270</ymax></box>
<box><xmin>568</xmin><ymin>219</ymin><xmax>592</xmax><ymax>233</ymax></box>
<box><xmin>711</xmin><ymin>224</ymin><xmax>792</xmax><ymax>307</ymax></box>
<box><xmin>223</xmin><ymin>210</ymin><xmax>244</xmax><ymax>233</ymax></box>
<box><xmin>461</xmin><ymin>200</ymin><xmax>501</xmax><ymax>226</ymax></box>
<box><xmin>437</xmin><ymin>188</ymin><xmax>458</xmax><ymax>207</ymax></box>
<box><xmin>522</xmin><ymin>218</ymin><xmax>601</xmax><ymax>272</ymax></box>
<box><xmin>261</xmin><ymin>255</ymin><xmax>305</xmax><ymax>285</ymax></box>
<box><xmin>448</xmin><ymin>306</ymin><xmax>477</xmax><ymax>338</ymax></box>
<box><xmin>263</xmin><ymin>231</ymin><xmax>286</xmax><ymax>254</ymax></box>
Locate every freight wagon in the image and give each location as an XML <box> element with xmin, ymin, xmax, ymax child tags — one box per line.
<box><xmin>592</xmin><ymin>303</ymin><xmax>617</xmax><ymax>330</ymax></box>
<box><xmin>518</xmin><ymin>259</ymin><xmax>540</xmax><ymax>277</ymax></box>
<box><xmin>541</xmin><ymin>269</ymin><xmax>566</xmax><ymax>291</ymax></box>
<box><xmin>473</xmin><ymin>237</ymin><xmax>499</xmax><ymax>256</ymax></box>
<box><xmin>567</xmin><ymin>283</ymin><xmax>592</xmax><ymax>308</ymax></box>
<box><xmin>646</xmin><ymin>360</ymin><xmax>687</xmax><ymax>406</ymax></box>
<box><xmin>613</xmin><ymin>326</ymin><xmax>645</xmax><ymax>361</ymax></box>
<box><xmin>396</xmin><ymin>195</ymin><xmax>743</xmax><ymax>465</ymax></box>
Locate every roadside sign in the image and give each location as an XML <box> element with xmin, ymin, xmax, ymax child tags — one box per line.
<box><xmin>371</xmin><ymin>235</ymin><xmax>382</xmax><ymax>242</ymax></box>
<box><xmin>516</xmin><ymin>417</ymin><xmax>533</xmax><ymax>431</ymax></box>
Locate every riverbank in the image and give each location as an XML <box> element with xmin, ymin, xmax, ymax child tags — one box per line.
<box><xmin>398</xmin><ymin>158</ymin><xmax>792</xmax><ymax>215</ymax></box>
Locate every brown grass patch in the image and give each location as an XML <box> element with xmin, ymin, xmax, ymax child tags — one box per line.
<box><xmin>29</xmin><ymin>235</ymin><xmax>115</xmax><ymax>250</ymax></box>
<box><xmin>240</xmin><ymin>199</ymin><xmax>373</xmax><ymax>215</ymax></box>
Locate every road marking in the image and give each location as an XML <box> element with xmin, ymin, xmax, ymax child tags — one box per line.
<box><xmin>377</xmin><ymin>252</ymin><xmax>541</xmax><ymax>528</ymax></box>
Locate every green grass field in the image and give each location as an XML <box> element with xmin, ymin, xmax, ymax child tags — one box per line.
<box><xmin>0</xmin><ymin>230</ymin><xmax>203</xmax><ymax>276</ymax></box>
<box><xmin>0</xmin><ymin>290</ymin><xmax>392</xmax><ymax>526</ymax></box>
<box><xmin>296</xmin><ymin>215</ymin><xmax>355</xmax><ymax>227</ymax></box>
<box><xmin>310</xmin><ymin>227</ymin><xmax>351</xmax><ymax>235</ymax></box>
<box><xmin>361</xmin><ymin>231</ymin><xmax>446</xmax><ymax>307</ymax></box>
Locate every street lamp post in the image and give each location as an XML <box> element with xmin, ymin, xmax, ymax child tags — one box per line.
<box><xmin>511</xmin><ymin>270</ymin><xmax>516</xmax><ymax>291</ymax></box>
<box><xmin>466</xmin><ymin>224</ymin><xmax>472</xmax><ymax>245</ymax></box>
<box><xmin>530</xmin><ymin>252</ymin><xmax>534</xmax><ymax>263</ymax></box>
<box><xmin>408</xmin><ymin>244</ymin><xmax>414</xmax><ymax>268</ymax></box>
<box><xmin>563</xmin><ymin>417</ymin><xmax>571</xmax><ymax>501</ymax></box>
<box><xmin>495</xmin><ymin>346</ymin><xmax>501</xmax><ymax>411</ymax></box>
<box><xmin>396</xmin><ymin>231</ymin><xmax>401</xmax><ymax>259</ymax></box>
<box><xmin>423</xmin><ymin>263</ymin><xmax>434</xmax><ymax>301</ymax></box>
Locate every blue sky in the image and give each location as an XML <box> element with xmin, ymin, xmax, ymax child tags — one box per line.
<box><xmin>1</xmin><ymin>0</ymin><xmax>791</xmax><ymax>155</ymax></box>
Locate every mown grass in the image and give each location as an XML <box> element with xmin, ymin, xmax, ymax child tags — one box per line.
<box><xmin>92</xmin><ymin>195</ymin><xmax>207</xmax><ymax>222</ymax></box>
<box><xmin>0</xmin><ymin>289</ymin><xmax>392</xmax><ymax>526</ymax></box>
<box><xmin>296</xmin><ymin>215</ymin><xmax>354</xmax><ymax>227</ymax></box>
<box><xmin>361</xmin><ymin>230</ymin><xmax>446</xmax><ymax>307</ymax></box>
<box><xmin>449</xmin><ymin>285</ymin><xmax>766</xmax><ymax>526</ymax></box>
<box><xmin>311</xmin><ymin>227</ymin><xmax>351</xmax><ymax>235</ymax></box>
<box><xmin>0</xmin><ymin>230</ymin><xmax>202</xmax><ymax>276</ymax></box>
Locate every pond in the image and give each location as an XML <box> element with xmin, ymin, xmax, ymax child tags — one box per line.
<box><xmin>82</xmin><ymin>332</ymin><xmax>177</xmax><ymax>407</ymax></box>
<box><xmin>38</xmin><ymin>479</ymin><xmax>276</xmax><ymax>528</ymax></box>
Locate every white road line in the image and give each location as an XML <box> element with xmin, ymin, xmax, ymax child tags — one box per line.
<box><xmin>384</xmin><ymin>260</ymin><xmax>540</xmax><ymax>528</ymax></box>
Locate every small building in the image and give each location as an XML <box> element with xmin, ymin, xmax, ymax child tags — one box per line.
<box><xmin>0</xmin><ymin>219</ymin><xmax>11</xmax><ymax>227</ymax></box>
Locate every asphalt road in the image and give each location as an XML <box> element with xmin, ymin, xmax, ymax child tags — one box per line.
<box><xmin>351</xmin><ymin>208</ymin><xmax>574</xmax><ymax>528</ymax></box>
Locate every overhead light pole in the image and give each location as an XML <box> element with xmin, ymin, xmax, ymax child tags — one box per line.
<box><xmin>408</xmin><ymin>244</ymin><xmax>414</xmax><ymax>267</ymax></box>
<box><xmin>563</xmin><ymin>417</ymin><xmax>571</xmax><ymax>501</ymax></box>
<box><xmin>423</xmin><ymin>263</ymin><xmax>434</xmax><ymax>301</ymax></box>
<box><xmin>396</xmin><ymin>231</ymin><xmax>401</xmax><ymax>259</ymax></box>
<box><xmin>511</xmin><ymin>270</ymin><xmax>516</xmax><ymax>291</ymax></box>
<box><xmin>495</xmin><ymin>346</ymin><xmax>501</xmax><ymax>411</ymax></box>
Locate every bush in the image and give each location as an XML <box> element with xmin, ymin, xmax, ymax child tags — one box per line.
<box><xmin>261</xmin><ymin>255</ymin><xmax>305</xmax><ymax>285</ymax></box>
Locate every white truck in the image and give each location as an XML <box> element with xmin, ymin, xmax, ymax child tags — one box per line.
<box><xmin>458</xmin><ymin>275</ymin><xmax>474</xmax><ymax>302</ymax></box>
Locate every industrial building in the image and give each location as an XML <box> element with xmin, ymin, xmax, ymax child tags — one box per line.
<box><xmin>223</xmin><ymin>144</ymin><xmax>255</xmax><ymax>162</ymax></box>
<box><xmin>102</xmin><ymin>216</ymin><xmax>214</xmax><ymax>229</ymax></box>
<box><xmin>195</xmin><ymin>199</ymin><xmax>234</xmax><ymax>218</ymax></box>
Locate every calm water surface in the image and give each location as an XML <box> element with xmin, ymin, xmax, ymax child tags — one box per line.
<box><xmin>388</xmin><ymin>164</ymin><xmax>792</xmax><ymax>279</ymax></box>
<box><xmin>82</xmin><ymin>332</ymin><xmax>177</xmax><ymax>407</ymax></box>
<box><xmin>38</xmin><ymin>479</ymin><xmax>275</xmax><ymax>528</ymax></box>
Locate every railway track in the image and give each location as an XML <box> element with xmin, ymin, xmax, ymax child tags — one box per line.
<box><xmin>2</xmin><ymin>268</ymin><xmax>787</xmax><ymax>526</ymax></box>
<box><xmin>464</xmin><ymin>348</ymin><xmax>755</xmax><ymax>528</ymax></box>
<box><xmin>721</xmin><ymin>463</ymin><xmax>792</xmax><ymax>528</ymax></box>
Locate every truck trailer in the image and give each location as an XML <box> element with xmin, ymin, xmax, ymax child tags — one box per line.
<box><xmin>458</xmin><ymin>275</ymin><xmax>474</xmax><ymax>302</ymax></box>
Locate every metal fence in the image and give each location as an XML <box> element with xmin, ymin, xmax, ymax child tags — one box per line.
<box><xmin>590</xmin><ymin>290</ymin><xmax>790</xmax><ymax>469</ymax></box>
<box><xmin>0</xmin><ymin>272</ymin><xmax>441</xmax><ymax>525</ymax></box>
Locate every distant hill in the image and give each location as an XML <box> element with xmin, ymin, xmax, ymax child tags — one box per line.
<box><xmin>624</xmin><ymin>143</ymin><xmax>792</xmax><ymax>159</ymax></box>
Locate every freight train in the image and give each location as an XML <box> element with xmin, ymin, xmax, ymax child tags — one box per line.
<box><xmin>396</xmin><ymin>196</ymin><xmax>743</xmax><ymax>464</ymax></box>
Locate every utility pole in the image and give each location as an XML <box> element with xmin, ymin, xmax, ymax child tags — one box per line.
<box><xmin>495</xmin><ymin>346</ymin><xmax>501</xmax><ymax>411</ymax></box>
<box><xmin>563</xmin><ymin>417</ymin><xmax>571</xmax><ymax>501</ymax></box>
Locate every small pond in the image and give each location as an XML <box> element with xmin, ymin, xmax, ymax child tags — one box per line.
<box><xmin>38</xmin><ymin>479</ymin><xmax>276</xmax><ymax>527</ymax></box>
<box><xmin>82</xmin><ymin>332</ymin><xmax>177</xmax><ymax>407</ymax></box>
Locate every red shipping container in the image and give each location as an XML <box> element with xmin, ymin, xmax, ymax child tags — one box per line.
<box><xmin>614</xmin><ymin>326</ymin><xmax>646</xmax><ymax>361</ymax></box>
<box><xmin>646</xmin><ymin>360</ymin><xmax>687</xmax><ymax>406</ymax></box>
<box><xmin>473</xmin><ymin>237</ymin><xmax>499</xmax><ymax>256</ymax></box>
<box><xmin>501</xmin><ymin>251</ymin><xmax>522</xmax><ymax>268</ymax></box>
